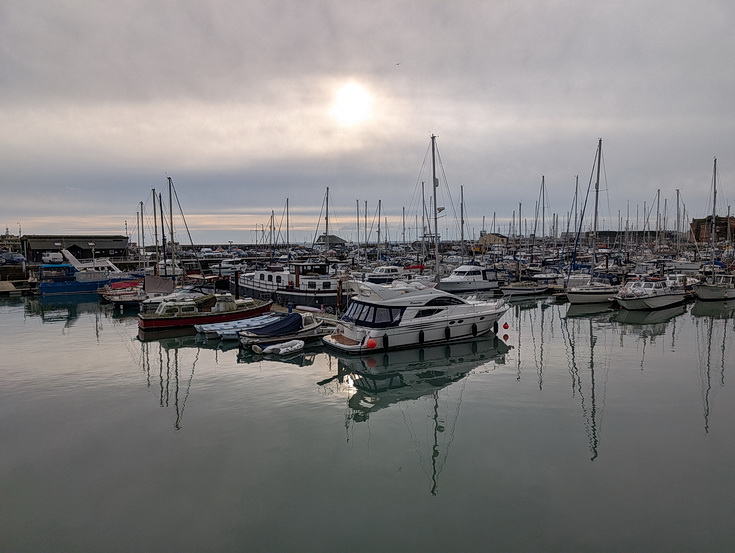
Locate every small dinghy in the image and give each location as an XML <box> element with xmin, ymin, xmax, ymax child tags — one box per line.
<box><xmin>251</xmin><ymin>339</ymin><xmax>305</xmax><ymax>355</ymax></box>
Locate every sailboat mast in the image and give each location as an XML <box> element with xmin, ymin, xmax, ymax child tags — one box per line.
<box><xmin>593</xmin><ymin>138</ymin><xmax>602</xmax><ymax>263</ymax></box>
<box><xmin>402</xmin><ymin>206</ymin><xmax>406</xmax><ymax>245</ymax></box>
<box><xmin>377</xmin><ymin>199</ymin><xmax>382</xmax><ymax>262</ymax></box>
<box><xmin>152</xmin><ymin>188</ymin><xmax>159</xmax><ymax>274</ymax></box>
<box><xmin>432</xmin><ymin>134</ymin><xmax>440</xmax><ymax>275</ymax></box>
<box><xmin>270</xmin><ymin>210</ymin><xmax>275</xmax><ymax>260</ymax></box>
<box><xmin>168</xmin><ymin>177</ymin><xmax>175</xmax><ymax>272</ymax></box>
<box><xmin>710</xmin><ymin>157</ymin><xmax>717</xmax><ymax>272</ymax></box>
<box><xmin>159</xmin><ymin>192</ymin><xmax>166</xmax><ymax>277</ymax></box>
<box><xmin>460</xmin><ymin>185</ymin><xmax>464</xmax><ymax>259</ymax></box>
<box><xmin>139</xmin><ymin>203</ymin><xmax>145</xmax><ymax>259</ymax></box>
<box><xmin>325</xmin><ymin>187</ymin><xmax>330</xmax><ymax>253</ymax></box>
<box><xmin>286</xmin><ymin>197</ymin><xmax>290</xmax><ymax>252</ymax></box>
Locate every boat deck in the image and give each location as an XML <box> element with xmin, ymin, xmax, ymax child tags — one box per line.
<box><xmin>328</xmin><ymin>333</ymin><xmax>361</xmax><ymax>346</ymax></box>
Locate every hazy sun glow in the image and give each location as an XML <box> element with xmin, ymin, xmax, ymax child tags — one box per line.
<box><xmin>331</xmin><ymin>82</ymin><xmax>373</xmax><ymax>126</ymax></box>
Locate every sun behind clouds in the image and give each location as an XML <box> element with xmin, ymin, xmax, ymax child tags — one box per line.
<box><xmin>330</xmin><ymin>82</ymin><xmax>373</xmax><ymax>126</ymax></box>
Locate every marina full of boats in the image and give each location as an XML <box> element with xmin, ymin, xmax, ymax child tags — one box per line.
<box><xmin>10</xmin><ymin>238</ymin><xmax>735</xmax><ymax>359</ymax></box>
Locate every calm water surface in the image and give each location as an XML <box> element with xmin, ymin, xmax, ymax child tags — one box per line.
<box><xmin>1</xmin><ymin>295</ymin><xmax>734</xmax><ymax>552</ymax></box>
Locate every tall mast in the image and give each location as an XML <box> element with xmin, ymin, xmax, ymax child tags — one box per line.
<box><xmin>152</xmin><ymin>187</ymin><xmax>159</xmax><ymax>274</ymax></box>
<box><xmin>460</xmin><ymin>185</ymin><xmax>464</xmax><ymax>259</ymax></box>
<box><xmin>540</xmin><ymin>175</ymin><xmax>546</xmax><ymax>243</ymax></box>
<box><xmin>356</xmin><ymin>199</ymin><xmax>360</xmax><ymax>263</ymax></box>
<box><xmin>138</xmin><ymin>202</ymin><xmax>145</xmax><ymax>266</ymax></box>
<box><xmin>167</xmin><ymin>176</ymin><xmax>175</xmax><ymax>273</ymax></box>
<box><xmin>710</xmin><ymin>157</ymin><xmax>717</xmax><ymax>271</ymax></box>
<box><xmin>159</xmin><ymin>192</ymin><xmax>166</xmax><ymax>276</ymax></box>
<box><xmin>325</xmin><ymin>187</ymin><xmax>330</xmax><ymax>253</ymax></box>
<box><xmin>377</xmin><ymin>199</ymin><xmax>382</xmax><ymax>262</ymax></box>
<box><xmin>402</xmin><ymin>206</ymin><xmax>406</xmax><ymax>244</ymax></box>
<box><xmin>432</xmin><ymin>134</ymin><xmax>440</xmax><ymax>275</ymax></box>
<box><xmin>270</xmin><ymin>210</ymin><xmax>275</xmax><ymax>260</ymax></box>
<box><xmin>286</xmin><ymin>197</ymin><xmax>290</xmax><ymax>253</ymax></box>
<box><xmin>593</xmin><ymin>138</ymin><xmax>602</xmax><ymax>264</ymax></box>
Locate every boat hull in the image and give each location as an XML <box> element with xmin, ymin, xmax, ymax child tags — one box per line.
<box><xmin>323</xmin><ymin>310</ymin><xmax>507</xmax><ymax>354</ymax></box>
<box><xmin>238</xmin><ymin>281</ymin><xmax>346</xmax><ymax>309</ymax></box>
<box><xmin>437</xmin><ymin>280</ymin><xmax>499</xmax><ymax>293</ymax></box>
<box><xmin>693</xmin><ymin>284</ymin><xmax>735</xmax><ymax>301</ymax></box>
<box><xmin>500</xmin><ymin>284</ymin><xmax>549</xmax><ymax>296</ymax></box>
<box><xmin>40</xmin><ymin>276</ymin><xmax>138</xmax><ymax>296</ymax></box>
<box><xmin>137</xmin><ymin>301</ymin><xmax>273</xmax><ymax>331</ymax></box>
<box><xmin>566</xmin><ymin>287</ymin><xmax>618</xmax><ymax>304</ymax></box>
<box><xmin>614</xmin><ymin>292</ymin><xmax>686</xmax><ymax>310</ymax></box>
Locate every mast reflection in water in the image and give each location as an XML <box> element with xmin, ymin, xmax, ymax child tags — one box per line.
<box><xmin>325</xmin><ymin>337</ymin><xmax>510</xmax><ymax>495</ymax></box>
<box><xmin>691</xmin><ymin>299</ymin><xmax>735</xmax><ymax>433</ymax></box>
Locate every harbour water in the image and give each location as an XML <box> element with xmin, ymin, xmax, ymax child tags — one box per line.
<box><xmin>2</xmin><ymin>294</ymin><xmax>734</xmax><ymax>552</ymax></box>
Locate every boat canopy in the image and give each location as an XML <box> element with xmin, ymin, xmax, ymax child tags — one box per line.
<box><xmin>247</xmin><ymin>313</ymin><xmax>304</xmax><ymax>336</ymax></box>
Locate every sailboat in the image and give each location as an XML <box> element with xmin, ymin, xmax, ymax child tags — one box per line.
<box><xmin>693</xmin><ymin>158</ymin><xmax>735</xmax><ymax>300</ymax></box>
<box><xmin>566</xmin><ymin>139</ymin><xmax>621</xmax><ymax>304</ymax></box>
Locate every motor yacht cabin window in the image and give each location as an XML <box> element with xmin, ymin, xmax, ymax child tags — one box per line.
<box><xmin>414</xmin><ymin>308</ymin><xmax>442</xmax><ymax>318</ymax></box>
<box><xmin>425</xmin><ymin>296</ymin><xmax>465</xmax><ymax>306</ymax></box>
<box><xmin>340</xmin><ymin>301</ymin><xmax>404</xmax><ymax>327</ymax></box>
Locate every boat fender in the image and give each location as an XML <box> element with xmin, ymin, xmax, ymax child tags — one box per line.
<box><xmin>445</xmin><ymin>327</ymin><xmax>451</xmax><ymax>341</ymax></box>
<box><xmin>366</xmin><ymin>337</ymin><xmax>377</xmax><ymax>349</ymax></box>
<box><xmin>471</xmin><ymin>323</ymin><xmax>478</xmax><ymax>337</ymax></box>
<box><xmin>382</xmin><ymin>334</ymin><xmax>389</xmax><ymax>350</ymax></box>
<box><xmin>418</xmin><ymin>330</ymin><xmax>425</xmax><ymax>345</ymax></box>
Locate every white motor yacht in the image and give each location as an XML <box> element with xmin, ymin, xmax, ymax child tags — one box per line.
<box><xmin>437</xmin><ymin>265</ymin><xmax>499</xmax><ymax>293</ymax></box>
<box><xmin>323</xmin><ymin>280</ymin><xmax>509</xmax><ymax>353</ymax></box>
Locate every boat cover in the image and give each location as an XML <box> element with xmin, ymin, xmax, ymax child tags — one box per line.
<box><xmin>247</xmin><ymin>313</ymin><xmax>303</xmax><ymax>336</ymax></box>
<box><xmin>144</xmin><ymin>275</ymin><xmax>176</xmax><ymax>294</ymax></box>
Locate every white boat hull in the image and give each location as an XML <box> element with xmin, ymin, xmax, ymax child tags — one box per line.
<box><xmin>566</xmin><ymin>287</ymin><xmax>618</xmax><ymax>305</ymax></box>
<box><xmin>693</xmin><ymin>283</ymin><xmax>735</xmax><ymax>301</ymax></box>
<box><xmin>615</xmin><ymin>291</ymin><xmax>686</xmax><ymax>310</ymax></box>
<box><xmin>437</xmin><ymin>280</ymin><xmax>499</xmax><ymax>293</ymax></box>
<box><xmin>324</xmin><ymin>311</ymin><xmax>505</xmax><ymax>354</ymax></box>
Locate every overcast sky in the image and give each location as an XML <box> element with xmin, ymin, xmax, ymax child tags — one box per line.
<box><xmin>2</xmin><ymin>0</ymin><xmax>734</xmax><ymax>246</ymax></box>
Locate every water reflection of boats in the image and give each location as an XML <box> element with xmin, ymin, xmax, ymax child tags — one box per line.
<box><xmin>325</xmin><ymin>336</ymin><xmax>510</xmax><ymax>495</ymax></box>
<box><xmin>693</xmin><ymin>299</ymin><xmax>734</xmax><ymax>433</ymax></box>
<box><xmin>506</xmin><ymin>296</ymin><xmax>542</xmax><ymax>310</ymax></box>
<box><xmin>154</xmin><ymin>333</ymin><xmax>240</xmax><ymax>352</ymax></box>
<box><xmin>565</xmin><ymin>303</ymin><xmax>616</xmax><ymax>320</ymax></box>
<box><xmin>690</xmin><ymin>299</ymin><xmax>735</xmax><ymax>319</ymax></box>
<box><xmin>332</xmin><ymin>337</ymin><xmax>510</xmax><ymax>419</ymax></box>
<box><xmin>25</xmin><ymin>293</ymin><xmax>106</xmax><ymax>325</ymax></box>
<box><xmin>237</xmin><ymin>347</ymin><xmax>317</xmax><ymax>367</ymax></box>
<box><xmin>560</xmin><ymin>300</ymin><xmax>614</xmax><ymax>461</ymax></box>
<box><xmin>613</xmin><ymin>304</ymin><xmax>687</xmax><ymax>327</ymax></box>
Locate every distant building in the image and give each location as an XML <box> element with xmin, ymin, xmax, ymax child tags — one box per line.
<box><xmin>475</xmin><ymin>232</ymin><xmax>507</xmax><ymax>248</ymax></box>
<box><xmin>21</xmin><ymin>234</ymin><xmax>130</xmax><ymax>262</ymax></box>
<box><xmin>314</xmin><ymin>234</ymin><xmax>347</xmax><ymax>249</ymax></box>
<box><xmin>690</xmin><ymin>216</ymin><xmax>735</xmax><ymax>243</ymax></box>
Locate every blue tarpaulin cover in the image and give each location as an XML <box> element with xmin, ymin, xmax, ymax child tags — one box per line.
<box><xmin>248</xmin><ymin>313</ymin><xmax>303</xmax><ymax>336</ymax></box>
